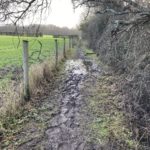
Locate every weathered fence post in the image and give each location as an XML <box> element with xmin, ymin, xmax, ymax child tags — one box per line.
<box><xmin>63</xmin><ymin>37</ymin><xmax>66</xmax><ymax>58</ymax></box>
<box><xmin>55</xmin><ymin>39</ymin><xmax>58</xmax><ymax>67</ymax></box>
<box><xmin>70</xmin><ymin>37</ymin><xmax>73</xmax><ymax>49</ymax></box>
<box><xmin>69</xmin><ymin>37</ymin><xmax>71</xmax><ymax>50</ymax></box>
<box><xmin>22</xmin><ymin>40</ymin><xmax>30</xmax><ymax>101</ymax></box>
<box><xmin>72</xmin><ymin>37</ymin><xmax>74</xmax><ymax>48</ymax></box>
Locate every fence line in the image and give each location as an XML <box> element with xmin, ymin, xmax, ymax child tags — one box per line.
<box><xmin>0</xmin><ymin>35</ymin><xmax>79</xmax><ymax>103</ymax></box>
<box><xmin>21</xmin><ymin>36</ymin><xmax>74</xmax><ymax>101</ymax></box>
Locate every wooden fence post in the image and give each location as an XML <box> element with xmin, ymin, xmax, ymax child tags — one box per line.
<box><xmin>72</xmin><ymin>37</ymin><xmax>74</xmax><ymax>48</ymax></box>
<box><xmin>69</xmin><ymin>37</ymin><xmax>71</xmax><ymax>50</ymax></box>
<box><xmin>55</xmin><ymin>39</ymin><xmax>58</xmax><ymax>67</ymax></box>
<box><xmin>70</xmin><ymin>37</ymin><xmax>73</xmax><ymax>49</ymax></box>
<box><xmin>22</xmin><ymin>40</ymin><xmax>30</xmax><ymax>101</ymax></box>
<box><xmin>63</xmin><ymin>37</ymin><xmax>66</xmax><ymax>58</ymax></box>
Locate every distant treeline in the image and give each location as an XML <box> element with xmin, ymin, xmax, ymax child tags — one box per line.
<box><xmin>0</xmin><ymin>24</ymin><xmax>79</xmax><ymax>37</ymax></box>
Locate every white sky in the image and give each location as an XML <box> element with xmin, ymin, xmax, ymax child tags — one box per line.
<box><xmin>43</xmin><ymin>0</ymin><xmax>83</xmax><ymax>28</ymax></box>
<box><xmin>0</xmin><ymin>0</ymin><xmax>84</xmax><ymax>28</ymax></box>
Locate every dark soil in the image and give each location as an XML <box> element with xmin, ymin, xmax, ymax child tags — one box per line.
<box><xmin>0</xmin><ymin>66</ymin><xmax>22</xmax><ymax>80</ymax></box>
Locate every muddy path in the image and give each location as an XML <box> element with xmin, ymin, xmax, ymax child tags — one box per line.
<box><xmin>2</xmin><ymin>49</ymin><xmax>103</xmax><ymax>150</ymax></box>
<box><xmin>39</xmin><ymin>59</ymin><xmax>91</xmax><ymax>150</ymax></box>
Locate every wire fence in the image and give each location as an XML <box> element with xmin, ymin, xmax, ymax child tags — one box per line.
<box><xmin>0</xmin><ymin>35</ymin><xmax>70</xmax><ymax>91</ymax></box>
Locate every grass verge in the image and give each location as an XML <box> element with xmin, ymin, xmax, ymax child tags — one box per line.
<box><xmin>83</xmin><ymin>50</ymin><xmax>137</xmax><ymax>149</ymax></box>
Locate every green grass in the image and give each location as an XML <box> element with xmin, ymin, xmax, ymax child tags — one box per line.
<box><xmin>0</xmin><ymin>35</ymin><xmax>69</xmax><ymax>87</ymax></box>
<box><xmin>0</xmin><ymin>35</ymin><xmax>68</xmax><ymax>68</ymax></box>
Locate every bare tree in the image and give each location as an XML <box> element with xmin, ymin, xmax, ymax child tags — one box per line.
<box><xmin>0</xmin><ymin>0</ymin><xmax>51</xmax><ymax>24</ymax></box>
<box><xmin>72</xmin><ymin>0</ymin><xmax>150</xmax><ymax>30</ymax></box>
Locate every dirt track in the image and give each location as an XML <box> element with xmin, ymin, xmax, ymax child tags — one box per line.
<box><xmin>2</xmin><ymin>49</ymin><xmax>103</xmax><ymax>150</ymax></box>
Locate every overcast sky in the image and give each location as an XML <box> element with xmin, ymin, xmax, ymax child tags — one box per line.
<box><xmin>0</xmin><ymin>0</ymin><xmax>83</xmax><ymax>28</ymax></box>
<box><xmin>43</xmin><ymin>0</ymin><xmax>83</xmax><ymax>28</ymax></box>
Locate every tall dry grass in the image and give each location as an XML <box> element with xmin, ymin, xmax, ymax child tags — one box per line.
<box><xmin>0</xmin><ymin>49</ymin><xmax>74</xmax><ymax>135</ymax></box>
<box><xmin>0</xmin><ymin>84</ymin><xmax>21</xmax><ymax>119</ymax></box>
<box><xmin>29</xmin><ymin>59</ymin><xmax>56</xmax><ymax>95</ymax></box>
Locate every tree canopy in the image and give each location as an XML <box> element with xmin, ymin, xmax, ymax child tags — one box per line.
<box><xmin>0</xmin><ymin>0</ymin><xmax>51</xmax><ymax>23</ymax></box>
<box><xmin>72</xmin><ymin>0</ymin><xmax>150</xmax><ymax>33</ymax></box>
<box><xmin>0</xmin><ymin>0</ymin><xmax>149</xmax><ymax>24</ymax></box>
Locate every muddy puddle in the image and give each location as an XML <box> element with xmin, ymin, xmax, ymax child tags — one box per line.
<box><xmin>41</xmin><ymin>59</ymin><xmax>89</xmax><ymax>150</ymax></box>
<box><xmin>14</xmin><ymin>58</ymin><xmax>102</xmax><ymax>150</ymax></box>
<box><xmin>65</xmin><ymin>60</ymin><xmax>87</xmax><ymax>75</ymax></box>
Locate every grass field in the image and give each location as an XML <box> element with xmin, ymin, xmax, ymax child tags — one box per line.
<box><xmin>0</xmin><ymin>35</ymin><xmax>70</xmax><ymax>134</ymax></box>
<box><xmin>0</xmin><ymin>35</ymin><xmax>69</xmax><ymax>87</ymax></box>
<box><xmin>0</xmin><ymin>35</ymin><xmax>67</xmax><ymax>69</ymax></box>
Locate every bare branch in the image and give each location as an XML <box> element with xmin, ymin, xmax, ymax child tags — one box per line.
<box><xmin>96</xmin><ymin>9</ymin><xmax>150</xmax><ymax>16</ymax></box>
<box><xmin>0</xmin><ymin>0</ymin><xmax>51</xmax><ymax>23</ymax></box>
